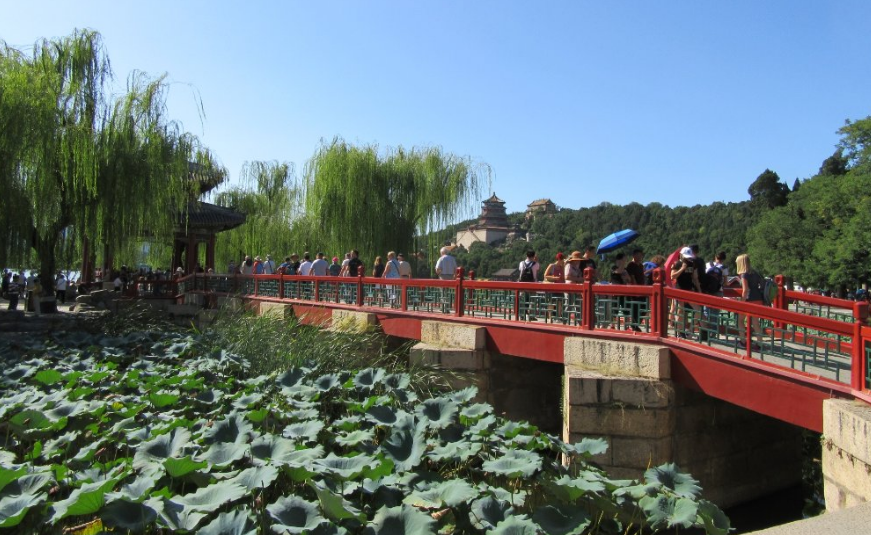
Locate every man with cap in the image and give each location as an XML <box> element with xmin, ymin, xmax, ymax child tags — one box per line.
<box><xmin>671</xmin><ymin>246</ymin><xmax>702</xmax><ymax>338</ymax></box>
<box><xmin>328</xmin><ymin>256</ymin><xmax>341</xmax><ymax>277</ymax></box>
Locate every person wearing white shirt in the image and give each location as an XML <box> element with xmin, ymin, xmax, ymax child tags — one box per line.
<box><xmin>298</xmin><ymin>253</ymin><xmax>314</xmax><ymax>276</ymax></box>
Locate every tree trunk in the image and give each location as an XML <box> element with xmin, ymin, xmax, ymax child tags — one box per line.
<box><xmin>32</xmin><ymin>229</ymin><xmax>60</xmax><ymax>314</ymax></box>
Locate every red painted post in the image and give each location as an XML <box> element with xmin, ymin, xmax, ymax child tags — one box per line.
<box><xmin>851</xmin><ymin>302</ymin><xmax>869</xmax><ymax>391</ymax></box>
<box><xmin>455</xmin><ymin>267</ymin><xmax>464</xmax><ymax>317</ymax></box>
<box><xmin>254</xmin><ymin>276</ymin><xmax>259</xmax><ymax>297</ymax></box>
<box><xmin>469</xmin><ymin>270</ymin><xmax>476</xmax><ymax>280</ymax></box>
<box><xmin>313</xmin><ymin>278</ymin><xmax>319</xmax><ymax>302</ymax></box>
<box><xmin>582</xmin><ymin>267</ymin><xmax>595</xmax><ymax>330</ymax></box>
<box><xmin>652</xmin><ymin>268</ymin><xmax>667</xmax><ymax>337</ymax></box>
<box><xmin>774</xmin><ymin>274</ymin><xmax>787</xmax><ymax>331</ymax></box>
<box><xmin>356</xmin><ymin>273</ymin><xmax>364</xmax><ymax>307</ymax></box>
<box><xmin>279</xmin><ymin>274</ymin><xmax>285</xmax><ymax>300</ymax></box>
<box><xmin>401</xmin><ymin>280</ymin><xmax>408</xmax><ymax>311</ymax></box>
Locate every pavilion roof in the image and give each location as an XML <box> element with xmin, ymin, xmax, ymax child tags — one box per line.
<box><xmin>178</xmin><ymin>201</ymin><xmax>246</xmax><ymax>233</ymax></box>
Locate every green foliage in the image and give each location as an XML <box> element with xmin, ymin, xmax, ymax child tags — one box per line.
<box><xmin>0</xmin><ymin>328</ymin><xmax>729</xmax><ymax>534</ymax></box>
<box><xmin>748</xmin><ymin>169</ymin><xmax>790</xmax><ymax>209</ymax></box>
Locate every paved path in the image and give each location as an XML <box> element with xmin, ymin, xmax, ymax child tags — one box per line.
<box><xmin>747</xmin><ymin>502</ymin><xmax>871</xmax><ymax>534</ymax></box>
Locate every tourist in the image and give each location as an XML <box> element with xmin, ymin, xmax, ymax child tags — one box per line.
<box><xmin>671</xmin><ymin>246</ymin><xmax>701</xmax><ymax>338</ymax></box>
<box><xmin>328</xmin><ymin>256</ymin><xmax>341</xmax><ymax>277</ymax></box>
<box><xmin>382</xmin><ymin>251</ymin><xmax>401</xmax><ymax>304</ymax></box>
<box><xmin>278</xmin><ymin>256</ymin><xmax>291</xmax><ymax>275</ymax></box>
<box><xmin>308</xmin><ymin>253</ymin><xmax>327</xmax><ymax>277</ymax></box>
<box><xmin>345</xmin><ymin>250</ymin><xmax>363</xmax><ymax>277</ymax></box>
<box><xmin>644</xmin><ymin>255</ymin><xmax>666</xmax><ymax>285</ymax></box>
<box><xmin>240</xmin><ymin>255</ymin><xmax>254</xmax><ymax>275</ymax></box>
<box><xmin>435</xmin><ymin>247</ymin><xmax>457</xmax><ymax>280</ymax></box>
<box><xmin>610</xmin><ymin>253</ymin><xmax>631</xmax><ymax>285</ymax></box>
<box><xmin>1</xmin><ymin>270</ymin><xmax>10</xmax><ymax>297</ymax></box>
<box><xmin>55</xmin><ymin>271</ymin><xmax>67</xmax><ymax>304</ymax></box>
<box><xmin>543</xmin><ymin>253</ymin><xmax>566</xmax><ymax>283</ymax></box>
<box><xmin>228</xmin><ymin>259</ymin><xmax>237</xmax><ymax>274</ymax></box>
<box><xmin>263</xmin><ymin>255</ymin><xmax>276</xmax><ymax>275</ymax></box>
<box><xmin>397</xmin><ymin>253</ymin><xmax>412</xmax><ymax>279</ymax></box>
<box><xmin>736</xmin><ymin>253</ymin><xmax>764</xmax><ymax>350</ymax></box>
<box><xmin>299</xmin><ymin>253</ymin><xmax>313</xmax><ymax>276</ymax></box>
<box><xmin>579</xmin><ymin>246</ymin><xmax>598</xmax><ymax>280</ymax></box>
<box><xmin>288</xmin><ymin>254</ymin><xmax>301</xmax><ymax>275</ymax></box>
<box><xmin>340</xmin><ymin>253</ymin><xmax>351</xmax><ymax>276</ymax></box>
<box><xmin>372</xmin><ymin>256</ymin><xmax>385</xmax><ymax>278</ymax></box>
<box><xmin>564</xmin><ymin>251</ymin><xmax>584</xmax><ymax>283</ymax></box>
<box><xmin>626</xmin><ymin>249</ymin><xmax>645</xmax><ymax>285</ymax></box>
<box><xmin>518</xmin><ymin>250</ymin><xmax>539</xmax><ymax>282</ymax></box>
<box><xmin>6</xmin><ymin>274</ymin><xmax>21</xmax><ymax>311</ymax></box>
<box><xmin>253</xmin><ymin>256</ymin><xmax>264</xmax><ymax>275</ymax></box>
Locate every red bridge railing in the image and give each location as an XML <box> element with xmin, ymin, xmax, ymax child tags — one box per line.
<box><xmin>172</xmin><ymin>268</ymin><xmax>870</xmax><ymax>402</ymax></box>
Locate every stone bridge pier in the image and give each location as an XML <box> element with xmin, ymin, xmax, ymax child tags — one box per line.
<box><xmin>562</xmin><ymin>338</ymin><xmax>804</xmax><ymax>509</ymax></box>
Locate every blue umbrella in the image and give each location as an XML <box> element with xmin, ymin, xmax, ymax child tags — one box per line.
<box><xmin>596</xmin><ymin>229</ymin><xmax>640</xmax><ymax>254</ymax></box>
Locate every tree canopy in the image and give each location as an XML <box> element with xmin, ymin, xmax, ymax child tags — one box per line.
<box><xmin>0</xmin><ymin>29</ymin><xmax>217</xmax><ymax>284</ymax></box>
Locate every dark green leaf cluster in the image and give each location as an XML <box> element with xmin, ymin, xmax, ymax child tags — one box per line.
<box><xmin>0</xmin><ymin>331</ymin><xmax>729</xmax><ymax>534</ymax></box>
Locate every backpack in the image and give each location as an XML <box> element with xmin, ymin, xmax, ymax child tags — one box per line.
<box><xmin>762</xmin><ymin>277</ymin><xmax>778</xmax><ymax>306</ymax></box>
<box><xmin>701</xmin><ymin>264</ymin><xmax>723</xmax><ymax>295</ymax></box>
<box><xmin>519</xmin><ymin>261</ymin><xmax>536</xmax><ymax>282</ymax></box>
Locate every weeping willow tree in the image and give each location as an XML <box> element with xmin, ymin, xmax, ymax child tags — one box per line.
<box><xmin>302</xmin><ymin>139</ymin><xmax>487</xmax><ymax>264</ymax></box>
<box><xmin>0</xmin><ymin>29</ymin><xmax>215</xmax><ymax>289</ymax></box>
<box><xmin>213</xmin><ymin>161</ymin><xmax>305</xmax><ymax>269</ymax></box>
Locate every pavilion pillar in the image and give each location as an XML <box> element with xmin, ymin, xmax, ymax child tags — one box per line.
<box><xmin>81</xmin><ymin>237</ymin><xmax>92</xmax><ymax>284</ymax></box>
<box><xmin>185</xmin><ymin>233</ymin><xmax>198</xmax><ymax>275</ymax></box>
<box><xmin>206</xmin><ymin>234</ymin><xmax>216</xmax><ymax>271</ymax></box>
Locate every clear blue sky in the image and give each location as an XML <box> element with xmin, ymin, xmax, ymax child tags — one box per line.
<box><xmin>3</xmin><ymin>2</ymin><xmax>870</xmax><ymax>216</ymax></box>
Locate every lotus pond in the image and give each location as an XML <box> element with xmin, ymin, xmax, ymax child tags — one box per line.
<box><xmin>0</xmin><ymin>326</ymin><xmax>731</xmax><ymax>534</ymax></box>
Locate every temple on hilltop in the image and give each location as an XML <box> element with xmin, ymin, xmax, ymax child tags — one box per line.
<box><xmin>526</xmin><ymin>198</ymin><xmax>557</xmax><ymax>220</ymax></box>
<box><xmin>455</xmin><ymin>193</ymin><xmax>522</xmax><ymax>249</ymax></box>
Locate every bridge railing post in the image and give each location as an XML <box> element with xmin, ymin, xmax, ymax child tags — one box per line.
<box><xmin>851</xmin><ymin>302</ymin><xmax>869</xmax><ymax>391</ymax></box>
<box><xmin>652</xmin><ymin>268</ymin><xmax>667</xmax><ymax>337</ymax></box>
<box><xmin>254</xmin><ymin>275</ymin><xmax>259</xmax><ymax>297</ymax></box>
<box><xmin>279</xmin><ymin>274</ymin><xmax>285</xmax><ymax>299</ymax></box>
<box><xmin>356</xmin><ymin>273</ymin><xmax>364</xmax><ymax>307</ymax></box>
<box><xmin>774</xmin><ymin>274</ymin><xmax>787</xmax><ymax>331</ymax></box>
<box><xmin>455</xmin><ymin>267</ymin><xmax>464</xmax><ymax>317</ymax></box>
<box><xmin>582</xmin><ymin>267</ymin><xmax>595</xmax><ymax>330</ymax></box>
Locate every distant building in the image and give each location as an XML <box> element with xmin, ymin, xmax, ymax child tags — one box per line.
<box><xmin>455</xmin><ymin>193</ymin><xmax>512</xmax><ymax>249</ymax></box>
<box><xmin>491</xmin><ymin>268</ymin><xmax>519</xmax><ymax>281</ymax></box>
<box><xmin>526</xmin><ymin>198</ymin><xmax>557</xmax><ymax>220</ymax></box>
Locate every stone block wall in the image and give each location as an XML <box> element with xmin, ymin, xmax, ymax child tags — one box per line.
<box><xmin>823</xmin><ymin>399</ymin><xmax>871</xmax><ymax>511</ymax></box>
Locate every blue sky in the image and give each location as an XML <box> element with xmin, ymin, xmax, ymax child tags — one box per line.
<box><xmin>3</xmin><ymin>2</ymin><xmax>870</xmax><ymax>217</ymax></box>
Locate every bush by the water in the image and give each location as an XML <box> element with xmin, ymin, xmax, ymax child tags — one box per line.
<box><xmin>0</xmin><ymin>318</ymin><xmax>730</xmax><ymax>534</ymax></box>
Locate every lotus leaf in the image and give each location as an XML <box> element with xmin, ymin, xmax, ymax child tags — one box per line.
<box><xmin>315</xmin><ymin>453</ymin><xmax>376</xmax><ymax>480</ymax></box>
<box><xmin>380</xmin><ymin>427</ymin><xmax>425</xmax><ymax>472</ymax></box>
<box><xmin>277</xmin><ymin>368</ymin><xmax>307</xmax><ymax>388</ymax></box>
<box><xmin>101</xmin><ymin>498</ymin><xmax>158</xmax><ymax>532</ymax></box>
<box><xmin>544</xmin><ymin>475</ymin><xmax>606</xmax><ymax>502</ymax></box>
<box><xmin>314</xmin><ymin>373</ymin><xmax>342</xmax><ymax>392</ymax></box>
<box><xmin>416</xmin><ymin>397</ymin><xmax>458</xmax><ymax>429</ymax></box>
<box><xmin>266</xmin><ymin>495</ymin><xmax>324</xmax><ymax>534</ymax></box>
<box><xmin>640</xmin><ymin>495</ymin><xmax>699</xmax><ymax>529</ymax></box>
<box><xmin>247</xmin><ymin>408</ymin><xmax>269</xmax><ymax>423</ymax></box>
<box><xmin>427</xmin><ymin>440</ymin><xmax>482</xmax><ymax>463</ymax></box>
<box><xmin>0</xmin><ymin>472</ymin><xmax>52</xmax><ymax>499</ymax></box>
<box><xmin>364</xmin><ymin>405</ymin><xmax>398</xmax><ymax>426</ymax></box>
<box><xmin>106</xmin><ymin>474</ymin><xmax>157</xmax><ymax>503</ymax></box>
<box><xmin>0</xmin><ymin>466</ymin><xmax>27</xmax><ymax>494</ymax></box>
<box><xmin>228</xmin><ymin>466</ymin><xmax>279</xmax><ymax>491</ymax></box>
<box><xmin>697</xmin><ymin>500</ymin><xmax>731</xmax><ymax>535</ymax></box>
<box><xmin>50</xmin><ymin>478</ymin><xmax>118</xmax><ymax>523</ymax></box>
<box><xmin>482</xmin><ymin>449</ymin><xmax>542</xmax><ymax>478</ymax></box>
<box><xmin>34</xmin><ymin>369</ymin><xmax>64</xmax><ymax>386</ymax></box>
<box><xmin>199</xmin><ymin>442</ymin><xmax>248</xmax><ymax>467</ymax></box>
<box><xmin>332</xmin><ymin>414</ymin><xmax>362</xmax><ymax>431</ymax></box>
<box><xmin>448</xmin><ymin>386</ymin><xmax>478</xmax><ymax>403</ymax></box>
<box><xmin>282</xmin><ymin>420</ymin><xmax>325</xmax><ymax>442</ymax></box>
<box><xmin>250</xmin><ymin>434</ymin><xmax>299</xmax><ymax>466</ymax></box>
<box><xmin>153</xmin><ymin>497</ymin><xmax>208</xmax><ymax>531</ymax></box>
<box><xmin>532</xmin><ymin>504</ymin><xmax>592</xmax><ymax>535</ymax></box>
<box><xmin>310</xmin><ymin>482</ymin><xmax>365</xmax><ymax>523</ymax></box>
<box><xmin>491</xmin><ymin>515</ymin><xmax>540</xmax><ymax>534</ymax></box>
<box><xmin>353</xmin><ymin>368</ymin><xmax>385</xmax><ymax>389</ymax></box>
<box><xmin>171</xmin><ymin>481</ymin><xmax>247</xmax><ymax>513</ymax></box>
<box><xmin>232</xmin><ymin>392</ymin><xmax>263</xmax><ymax>410</ymax></box>
<box><xmin>0</xmin><ymin>492</ymin><xmax>46</xmax><ymax>528</ymax></box>
<box><xmin>335</xmin><ymin>429</ymin><xmax>375</xmax><ymax>447</ymax></box>
<box><xmin>197</xmin><ymin>509</ymin><xmax>257</xmax><ymax>535</ymax></box>
<box><xmin>148</xmin><ymin>392</ymin><xmax>180</xmax><ymax>408</ymax></box>
<box><xmin>164</xmin><ymin>456</ymin><xmax>209</xmax><ymax>478</ymax></box>
<box><xmin>644</xmin><ymin>463</ymin><xmax>701</xmax><ymax>498</ymax></box>
<box><xmin>133</xmin><ymin>428</ymin><xmax>193</xmax><ymax>469</ymax></box>
<box><xmin>469</xmin><ymin>414</ymin><xmax>498</xmax><ymax>435</ymax></box>
<box><xmin>460</xmin><ymin>403</ymin><xmax>492</xmax><ymax>420</ymax></box>
<box><xmin>404</xmin><ymin>479</ymin><xmax>479</xmax><ymax>509</ymax></box>
<box><xmin>470</xmin><ymin>496</ymin><xmax>512</xmax><ymax>530</ymax></box>
<box><xmin>9</xmin><ymin>410</ymin><xmax>52</xmax><ymax>432</ymax></box>
<box><xmin>204</xmin><ymin>413</ymin><xmax>254</xmax><ymax>444</ymax></box>
<box><xmin>0</xmin><ymin>451</ymin><xmax>13</xmax><ymax>466</ymax></box>
<box><xmin>196</xmin><ymin>389</ymin><xmax>224</xmax><ymax>404</ymax></box>
<box><xmin>561</xmin><ymin>437</ymin><xmax>608</xmax><ymax>459</ymax></box>
<box><xmin>362</xmin><ymin>504</ymin><xmax>437</xmax><ymax>535</ymax></box>
<box><xmin>382</xmin><ymin>373</ymin><xmax>410</xmax><ymax>391</ymax></box>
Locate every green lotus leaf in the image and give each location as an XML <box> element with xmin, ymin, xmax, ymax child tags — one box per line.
<box><xmin>562</xmin><ymin>437</ymin><xmax>609</xmax><ymax>459</ymax></box>
<box><xmin>228</xmin><ymin>466</ymin><xmax>279</xmax><ymax>491</ymax></box>
<box><xmin>314</xmin><ymin>373</ymin><xmax>342</xmax><ymax>392</ymax></box>
<box><xmin>106</xmin><ymin>474</ymin><xmax>157</xmax><ymax>503</ymax></box>
<box><xmin>164</xmin><ymin>456</ymin><xmax>209</xmax><ymax>478</ymax></box>
<box><xmin>42</xmin><ymin>431</ymin><xmax>79</xmax><ymax>460</ymax></box>
<box><xmin>364</xmin><ymin>406</ymin><xmax>398</xmax><ymax>426</ymax></box>
<box><xmin>34</xmin><ymin>369</ymin><xmax>64</xmax><ymax>386</ymax></box>
<box><xmin>46</xmin><ymin>400</ymin><xmax>91</xmax><ymax>420</ymax></box>
<box><xmin>71</xmin><ymin>438</ymin><xmax>105</xmax><ymax>462</ymax></box>
<box><xmin>495</xmin><ymin>421</ymin><xmax>535</xmax><ymax>439</ymax></box>
<box><xmin>404</xmin><ymin>479</ymin><xmax>479</xmax><ymax>509</ymax></box>
<box><xmin>133</xmin><ymin>428</ymin><xmax>192</xmax><ymax>469</ymax></box>
<box><xmin>352</xmin><ymin>368</ymin><xmax>385</xmax><ymax>390</ymax></box>
<box><xmin>50</xmin><ymin>478</ymin><xmax>117</xmax><ymax>523</ymax></box>
<box><xmin>416</xmin><ymin>398</ymin><xmax>458</xmax><ymax>429</ymax></box>
<box><xmin>532</xmin><ymin>504</ymin><xmax>592</xmax><ymax>535</ymax></box>
<box><xmin>460</xmin><ymin>403</ymin><xmax>492</xmax><ymax>420</ymax></box>
<box><xmin>309</xmin><ymin>482</ymin><xmax>365</xmax><ymax>523</ymax></box>
<box><xmin>199</xmin><ymin>442</ymin><xmax>248</xmax><ymax>467</ymax></box>
<box><xmin>314</xmin><ymin>453</ymin><xmax>376</xmax><ymax>480</ymax></box>
<box><xmin>250</xmin><ymin>434</ymin><xmax>299</xmax><ymax>466</ymax></box>
<box><xmin>0</xmin><ymin>492</ymin><xmax>46</xmax><ymax>528</ymax></box>
<box><xmin>282</xmin><ymin>420</ymin><xmax>324</xmax><ymax>443</ymax></box>
<box><xmin>382</xmin><ymin>373</ymin><xmax>410</xmax><ymax>391</ymax></box>
<box><xmin>69</xmin><ymin>386</ymin><xmax>95</xmax><ymax>400</ymax></box>
<box><xmin>448</xmin><ymin>386</ymin><xmax>479</xmax><ymax>403</ymax></box>
<box><xmin>197</xmin><ymin>509</ymin><xmax>257</xmax><ymax>535</ymax></box>
<box><xmin>0</xmin><ymin>451</ymin><xmax>14</xmax><ymax>465</ymax></box>
<box><xmin>697</xmin><ymin>500</ymin><xmax>731</xmax><ymax>535</ymax></box>
<box><xmin>148</xmin><ymin>392</ymin><xmax>180</xmax><ymax>408</ymax></box>
<box><xmin>101</xmin><ymin>498</ymin><xmax>158</xmax><ymax>532</ymax></box>
<box><xmin>204</xmin><ymin>413</ymin><xmax>254</xmax><ymax>444</ymax></box>
<box><xmin>232</xmin><ymin>392</ymin><xmax>263</xmax><ymax>410</ymax></box>
<box><xmin>153</xmin><ymin>496</ymin><xmax>208</xmax><ymax>531</ymax></box>
<box><xmin>277</xmin><ymin>368</ymin><xmax>307</xmax><ymax>388</ymax></box>
<box><xmin>332</xmin><ymin>415</ymin><xmax>362</xmax><ymax>431</ymax></box>
<box><xmin>470</xmin><ymin>496</ymin><xmax>512</xmax><ymax>530</ymax></box>
<box><xmin>544</xmin><ymin>475</ymin><xmax>606</xmax><ymax>502</ymax></box>
<box><xmin>469</xmin><ymin>414</ymin><xmax>498</xmax><ymax>435</ymax></box>
<box><xmin>266</xmin><ymin>495</ymin><xmax>324</xmax><ymax>534</ymax></box>
<box><xmin>381</xmin><ymin>427</ymin><xmax>426</xmax><ymax>472</ymax></box>
<box><xmin>491</xmin><ymin>515</ymin><xmax>539</xmax><ymax>534</ymax></box>
<box><xmin>9</xmin><ymin>409</ymin><xmax>52</xmax><ymax>431</ymax></box>
<box><xmin>0</xmin><ymin>466</ymin><xmax>27</xmax><ymax>494</ymax></box>
<box><xmin>196</xmin><ymin>389</ymin><xmax>224</xmax><ymax>404</ymax></box>
<box><xmin>247</xmin><ymin>408</ymin><xmax>269</xmax><ymax>423</ymax></box>
<box><xmin>640</xmin><ymin>495</ymin><xmax>698</xmax><ymax>529</ymax></box>
<box><xmin>171</xmin><ymin>481</ymin><xmax>247</xmax><ymax>513</ymax></box>
<box><xmin>643</xmin><ymin>463</ymin><xmax>701</xmax><ymax>498</ymax></box>
<box><xmin>0</xmin><ymin>472</ymin><xmax>53</xmax><ymax>500</ymax></box>
<box><xmin>427</xmin><ymin>440</ymin><xmax>482</xmax><ymax>463</ymax></box>
<box><xmin>482</xmin><ymin>449</ymin><xmax>542</xmax><ymax>478</ymax></box>
<box><xmin>335</xmin><ymin>429</ymin><xmax>375</xmax><ymax>447</ymax></box>
<box><xmin>362</xmin><ymin>504</ymin><xmax>437</xmax><ymax>535</ymax></box>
